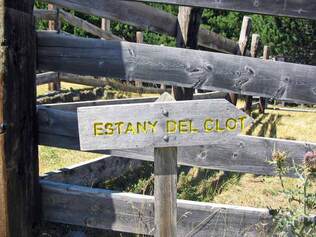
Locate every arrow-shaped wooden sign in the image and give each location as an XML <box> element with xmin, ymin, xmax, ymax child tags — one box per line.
<box><xmin>77</xmin><ymin>98</ymin><xmax>253</xmax><ymax>150</ymax></box>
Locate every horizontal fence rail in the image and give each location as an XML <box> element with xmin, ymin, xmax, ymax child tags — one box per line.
<box><xmin>125</xmin><ymin>0</ymin><xmax>316</xmax><ymax>20</ymax></box>
<box><xmin>37</xmin><ymin>105</ymin><xmax>316</xmax><ymax>177</ymax></box>
<box><xmin>37</xmin><ymin>32</ymin><xmax>316</xmax><ymax>104</ymax></box>
<box><xmin>40</xmin><ymin>0</ymin><xmax>240</xmax><ymax>54</ymax></box>
<box><xmin>41</xmin><ymin>180</ymin><xmax>272</xmax><ymax>236</ymax></box>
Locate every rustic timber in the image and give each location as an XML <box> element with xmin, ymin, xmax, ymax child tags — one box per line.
<box><xmin>43</xmin><ymin>91</ymin><xmax>226</xmax><ymax>112</ymax></box>
<box><xmin>259</xmin><ymin>46</ymin><xmax>270</xmax><ymax>113</ymax></box>
<box><xmin>37</xmin><ymin>32</ymin><xmax>316</xmax><ymax>104</ymax></box>
<box><xmin>244</xmin><ymin>34</ymin><xmax>260</xmax><ymax>114</ymax></box>
<box><xmin>154</xmin><ymin>93</ymin><xmax>177</xmax><ymax>237</ymax></box>
<box><xmin>34</xmin><ymin>9</ymin><xmax>57</xmax><ymax>21</ymax></box>
<box><xmin>41</xmin><ymin>180</ymin><xmax>272</xmax><ymax>236</ymax></box>
<box><xmin>43</xmin><ymin>155</ymin><xmax>143</xmax><ymax>186</ymax></box>
<box><xmin>77</xmin><ymin>99</ymin><xmax>252</xmax><ymax>150</ymax></box>
<box><xmin>59</xmin><ymin>9</ymin><xmax>121</xmax><ymax>41</ymax></box>
<box><xmin>173</xmin><ymin>6</ymin><xmax>203</xmax><ymax>100</ymax></box>
<box><xmin>0</xmin><ymin>3</ymin><xmax>39</xmax><ymax>237</ymax></box>
<box><xmin>36</xmin><ymin>72</ymin><xmax>59</xmax><ymax>85</ymax></box>
<box><xmin>229</xmin><ymin>16</ymin><xmax>252</xmax><ymax>105</ymax></box>
<box><xmin>41</xmin><ymin>0</ymin><xmax>240</xmax><ymax>54</ymax></box>
<box><xmin>47</xmin><ymin>4</ymin><xmax>61</xmax><ymax>91</ymax></box>
<box><xmin>125</xmin><ymin>0</ymin><xmax>316</xmax><ymax>20</ymax></box>
<box><xmin>59</xmin><ymin>73</ymin><xmax>168</xmax><ymax>94</ymax></box>
<box><xmin>135</xmin><ymin>31</ymin><xmax>144</xmax><ymax>88</ymax></box>
<box><xmin>38</xmin><ymin>107</ymin><xmax>316</xmax><ymax>177</ymax></box>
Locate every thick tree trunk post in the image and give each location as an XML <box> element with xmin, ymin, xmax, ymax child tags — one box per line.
<box><xmin>173</xmin><ymin>6</ymin><xmax>203</xmax><ymax>101</ymax></box>
<box><xmin>259</xmin><ymin>46</ymin><xmax>270</xmax><ymax>113</ymax></box>
<box><xmin>47</xmin><ymin>4</ymin><xmax>61</xmax><ymax>91</ymax></box>
<box><xmin>154</xmin><ymin>93</ymin><xmax>177</xmax><ymax>237</ymax></box>
<box><xmin>244</xmin><ymin>34</ymin><xmax>260</xmax><ymax>114</ymax></box>
<box><xmin>229</xmin><ymin>16</ymin><xmax>252</xmax><ymax>105</ymax></box>
<box><xmin>0</xmin><ymin>1</ymin><xmax>39</xmax><ymax>237</ymax></box>
<box><xmin>135</xmin><ymin>31</ymin><xmax>144</xmax><ymax>88</ymax></box>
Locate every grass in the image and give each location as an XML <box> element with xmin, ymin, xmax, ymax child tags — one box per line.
<box><xmin>37</xmin><ymin>82</ymin><xmax>92</xmax><ymax>96</ymax></box>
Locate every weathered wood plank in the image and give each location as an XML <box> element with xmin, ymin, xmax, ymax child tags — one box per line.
<box><xmin>42</xmin><ymin>155</ymin><xmax>143</xmax><ymax>186</ymax></box>
<box><xmin>154</xmin><ymin>93</ymin><xmax>177</xmax><ymax>237</ymax></box>
<box><xmin>77</xmin><ymin>99</ymin><xmax>252</xmax><ymax>150</ymax></box>
<box><xmin>37</xmin><ymin>32</ymin><xmax>316</xmax><ymax>104</ymax></box>
<box><xmin>34</xmin><ymin>9</ymin><xmax>57</xmax><ymax>21</ymax></box>
<box><xmin>36</xmin><ymin>72</ymin><xmax>59</xmax><ymax>85</ymax></box>
<box><xmin>0</xmin><ymin>5</ymin><xmax>39</xmax><ymax>237</ymax></box>
<box><xmin>59</xmin><ymin>73</ymin><xmax>168</xmax><ymax>94</ymax></box>
<box><xmin>59</xmin><ymin>9</ymin><xmax>121</xmax><ymax>41</ymax></box>
<box><xmin>38</xmin><ymin>107</ymin><xmax>316</xmax><ymax>177</ymax></box>
<box><xmin>41</xmin><ymin>180</ymin><xmax>272</xmax><ymax>236</ymax></box>
<box><xmin>125</xmin><ymin>0</ymin><xmax>316</xmax><ymax>20</ymax></box>
<box><xmin>41</xmin><ymin>0</ymin><xmax>241</xmax><ymax>53</ymax></box>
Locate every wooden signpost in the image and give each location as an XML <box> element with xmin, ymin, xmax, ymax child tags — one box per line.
<box><xmin>77</xmin><ymin>92</ymin><xmax>252</xmax><ymax>237</ymax></box>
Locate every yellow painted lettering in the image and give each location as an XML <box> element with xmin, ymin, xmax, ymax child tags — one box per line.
<box><xmin>189</xmin><ymin>120</ymin><xmax>199</xmax><ymax>133</ymax></box>
<box><xmin>148</xmin><ymin>121</ymin><xmax>158</xmax><ymax>133</ymax></box>
<box><xmin>204</xmin><ymin>118</ymin><xmax>214</xmax><ymax>133</ymax></box>
<box><xmin>166</xmin><ymin>120</ymin><xmax>177</xmax><ymax>134</ymax></box>
<box><xmin>93</xmin><ymin>122</ymin><xmax>104</xmax><ymax>136</ymax></box>
<box><xmin>215</xmin><ymin>119</ymin><xmax>225</xmax><ymax>132</ymax></box>
<box><xmin>179</xmin><ymin>120</ymin><xmax>188</xmax><ymax>134</ymax></box>
<box><xmin>125</xmin><ymin>122</ymin><xmax>137</xmax><ymax>135</ymax></box>
<box><xmin>104</xmin><ymin>123</ymin><xmax>114</xmax><ymax>135</ymax></box>
<box><xmin>137</xmin><ymin>122</ymin><xmax>147</xmax><ymax>134</ymax></box>
<box><xmin>226</xmin><ymin>118</ymin><xmax>237</xmax><ymax>131</ymax></box>
<box><xmin>115</xmin><ymin>122</ymin><xmax>124</xmax><ymax>135</ymax></box>
<box><xmin>238</xmin><ymin>116</ymin><xmax>247</xmax><ymax>130</ymax></box>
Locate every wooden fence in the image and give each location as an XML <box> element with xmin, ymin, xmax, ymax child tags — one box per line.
<box><xmin>1</xmin><ymin>0</ymin><xmax>315</xmax><ymax>237</ymax></box>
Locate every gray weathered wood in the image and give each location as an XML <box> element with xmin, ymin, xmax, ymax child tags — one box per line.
<box><xmin>41</xmin><ymin>180</ymin><xmax>272</xmax><ymax>236</ymax></box>
<box><xmin>154</xmin><ymin>93</ymin><xmax>177</xmax><ymax>237</ymax></box>
<box><xmin>42</xmin><ymin>155</ymin><xmax>143</xmax><ymax>186</ymax></box>
<box><xmin>259</xmin><ymin>46</ymin><xmax>270</xmax><ymax>113</ymax></box>
<box><xmin>37</xmin><ymin>32</ymin><xmax>316</xmax><ymax>104</ymax></box>
<box><xmin>59</xmin><ymin>9</ymin><xmax>121</xmax><ymax>41</ymax></box>
<box><xmin>38</xmin><ymin>107</ymin><xmax>316</xmax><ymax>177</ymax></box>
<box><xmin>34</xmin><ymin>9</ymin><xmax>57</xmax><ymax>21</ymax></box>
<box><xmin>36</xmin><ymin>72</ymin><xmax>59</xmax><ymax>85</ymax></box>
<box><xmin>244</xmin><ymin>34</ymin><xmax>260</xmax><ymax>114</ymax></box>
<box><xmin>173</xmin><ymin>6</ymin><xmax>203</xmax><ymax>101</ymax></box>
<box><xmin>41</xmin><ymin>0</ymin><xmax>241</xmax><ymax>54</ymax></box>
<box><xmin>0</xmin><ymin>4</ymin><xmax>39</xmax><ymax>237</ymax></box>
<box><xmin>229</xmin><ymin>16</ymin><xmax>252</xmax><ymax>105</ymax></box>
<box><xmin>59</xmin><ymin>73</ymin><xmax>168</xmax><ymax>94</ymax></box>
<box><xmin>77</xmin><ymin>99</ymin><xmax>252</xmax><ymax>150</ymax></box>
<box><xmin>125</xmin><ymin>0</ymin><xmax>316</xmax><ymax>20</ymax></box>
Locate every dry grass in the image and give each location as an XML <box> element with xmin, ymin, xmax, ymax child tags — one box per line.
<box><xmin>37</xmin><ymin>82</ymin><xmax>92</xmax><ymax>96</ymax></box>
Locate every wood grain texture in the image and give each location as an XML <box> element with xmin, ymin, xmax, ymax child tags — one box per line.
<box><xmin>36</xmin><ymin>71</ymin><xmax>59</xmax><ymax>85</ymax></box>
<box><xmin>34</xmin><ymin>9</ymin><xmax>57</xmax><ymax>21</ymax></box>
<box><xmin>0</xmin><ymin>5</ymin><xmax>39</xmax><ymax>237</ymax></box>
<box><xmin>59</xmin><ymin>73</ymin><xmax>168</xmax><ymax>94</ymax></box>
<box><xmin>41</xmin><ymin>180</ymin><xmax>272</xmax><ymax>236</ymax></box>
<box><xmin>42</xmin><ymin>155</ymin><xmax>143</xmax><ymax>186</ymax></box>
<box><xmin>41</xmin><ymin>0</ymin><xmax>241</xmax><ymax>53</ymax></box>
<box><xmin>43</xmin><ymin>91</ymin><xmax>226</xmax><ymax>112</ymax></box>
<box><xmin>37</xmin><ymin>32</ymin><xmax>316</xmax><ymax>104</ymax></box>
<box><xmin>125</xmin><ymin>0</ymin><xmax>316</xmax><ymax>20</ymax></box>
<box><xmin>77</xmin><ymin>99</ymin><xmax>252</xmax><ymax>150</ymax></box>
<box><xmin>38</xmin><ymin>107</ymin><xmax>316</xmax><ymax>177</ymax></box>
<box><xmin>59</xmin><ymin>9</ymin><xmax>121</xmax><ymax>41</ymax></box>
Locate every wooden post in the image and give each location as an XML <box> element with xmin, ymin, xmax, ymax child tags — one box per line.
<box><xmin>259</xmin><ymin>46</ymin><xmax>270</xmax><ymax>113</ymax></box>
<box><xmin>154</xmin><ymin>93</ymin><xmax>177</xmax><ymax>237</ymax></box>
<box><xmin>48</xmin><ymin>4</ymin><xmax>61</xmax><ymax>91</ymax></box>
<box><xmin>135</xmin><ymin>31</ymin><xmax>144</xmax><ymax>88</ymax></box>
<box><xmin>101</xmin><ymin>18</ymin><xmax>111</xmax><ymax>33</ymax></box>
<box><xmin>244</xmin><ymin>34</ymin><xmax>260</xmax><ymax>114</ymax></box>
<box><xmin>173</xmin><ymin>6</ymin><xmax>203</xmax><ymax>100</ymax></box>
<box><xmin>229</xmin><ymin>16</ymin><xmax>252</xmax><ymax>105</ymax></box>
<box><xmin>0</xmin><ymin>1</ymin><xmax>39</xmax><ymax>237</ymax></box>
